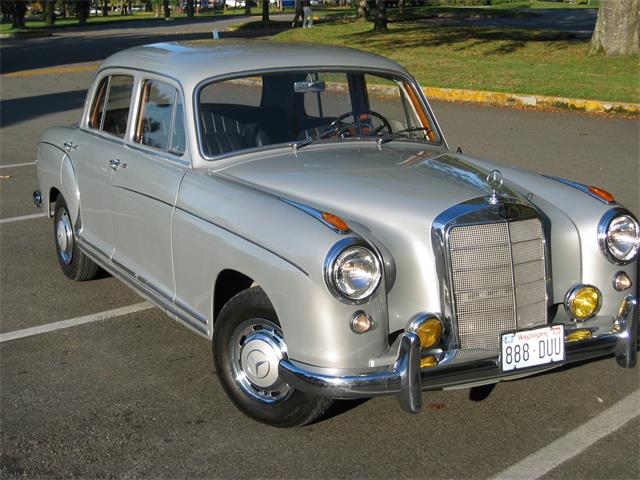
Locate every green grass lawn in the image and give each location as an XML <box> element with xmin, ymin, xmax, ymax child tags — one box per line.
<box><xmin>272</xmin><ymin>20</ymin><xmax>638</xmax><ymax>104</ymax></box>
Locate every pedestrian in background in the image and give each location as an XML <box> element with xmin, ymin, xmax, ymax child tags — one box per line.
<box><xmin>302</xmin><ymin>0</ymin><xmax>313</xmax><ymax>28</ymax></box>
<box><xmin>291</xmin><ymin>0</ymin><xmax>303</xmax><ymax>28</ymax></box>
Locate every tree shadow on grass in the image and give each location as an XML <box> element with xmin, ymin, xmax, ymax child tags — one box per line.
<box><xmin>342</xmin><ymin>25</ymin><xmax>579</xmax><ymax>56</ymax></box>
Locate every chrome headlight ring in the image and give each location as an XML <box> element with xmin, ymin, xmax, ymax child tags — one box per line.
<box><xmin>598</xmin><ymin>209</ymin><xmax>640</xmax><ymax>265</ymax></box>
<box><xmin>324</xmin><ymin>237</ymin><xmax>382</xmax><ymax>305</ymax></box>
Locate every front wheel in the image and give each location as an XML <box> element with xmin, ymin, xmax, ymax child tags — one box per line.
<box><xmin>213</xmin><ymin>287</ymin><xmax>333</xmax><ymax>427</ymax></box>
<box><xmin>53</xmin><ymin>196</ymin><xmax>99</xmax><ymax>281</ymax></box>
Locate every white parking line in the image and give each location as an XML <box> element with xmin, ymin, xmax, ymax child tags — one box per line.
<box><xmin>0</xmin><ymin>162</ymin><xmax>36</xmax><ymax>169</ymax></box>
<box><xmin>493</xmin><ymin>389</ymin><xmax>640</xmax><ymax>480</ymax></box>
<box><xmin>0</xmin><ymin>213</ymin><xmax>47</xmax><ymax>224</ymax></box>
<box><xmin>0</xmin><ymin>302</ymin><xmax>154</xmax><ymax>343</ymax></box>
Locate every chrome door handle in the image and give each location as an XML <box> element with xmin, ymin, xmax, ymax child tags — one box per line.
<box><xmin>108</xmin><ymin>159</ymin><xmax>127</xmax><ymax>171</ymax></box>
<box><xmin>63</xmin><ymin>142</ymin><xmax>78</xmax><ymax>152</ymax></box>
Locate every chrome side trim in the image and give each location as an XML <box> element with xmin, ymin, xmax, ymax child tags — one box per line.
<box><xmin>279</xmin><ymin>296</ymin><xmax>638</xmax><ymax>411</ymax></box>
<box><xmin>543</xmin><ymin>175</ymin><xmax>616</xmax><ymax>205</ymax></box>
<box><xmin>76</xmin><ymin>236</ymin><xmax>209</xmax><ymax>336</ymax></box>
<box><xmin>113</xmin><ymin>185</ymin><xmax>175</xmax><ymax>208</ymax></box>
<box><xmin>280</xmin><ymin>198</ymin><xmax>350</xmax><ymax>234</ymax></box>
<box><xmin>597</xmin><ymin>208</ymin><xmax>639</xmax><ymax>266</ymax></box>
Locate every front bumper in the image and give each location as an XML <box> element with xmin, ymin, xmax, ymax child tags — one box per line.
<box><xmin>279</xmin><ymin>295</ymin><xmax>638</xmax><ymax>413</ymax></box>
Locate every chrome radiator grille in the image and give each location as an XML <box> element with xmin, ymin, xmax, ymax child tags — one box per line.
<box><xmin>449</xmin><ymin>218</ymin><xmax>547</xmax><ymax>351</ymax></box>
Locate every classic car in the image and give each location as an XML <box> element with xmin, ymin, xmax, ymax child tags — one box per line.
<box><xmin>34</xmin><ymin>41</ymin><xmax>638</xmax><ymax>427</ymax></box>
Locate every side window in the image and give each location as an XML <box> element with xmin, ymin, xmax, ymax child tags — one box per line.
<box><xmin>102</xmin><ymin>75</ymin><xmax>134</xmax><ymax>138</ymax></box>
<box><xmin>89</xmin><ymin>77</ymin><xmax>108</xmax><ymax>130</ymax></box>
<box><xmin>135</xmin><ymin>79</ymin><xmax>185</xmax><ymax>156</ymax></box>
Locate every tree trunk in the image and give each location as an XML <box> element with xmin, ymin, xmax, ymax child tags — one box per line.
<box><xmin>262</xmin><ymin>0</ymin><xmax>269</xmax><ymax>22</ymax></box>
<box><xmin>101</xmin><ymin>0</ymin><xmax>108</xmax><ymax>16</ymax></box>
<box><xmin>163</xmin><ymin>0</ymin><xmax>170</xmax><ymax>18</ymax></box>
<box><xmin>44</xmin><ymin>0</ymin><xmax>57</xmax><ymax>25</ymax></box>
<box><xmin>372</xmin><ymin>0</ymin><xmax>387</xmax><ymax>31</ymax></box>
<box><xmin>60</xmin><ymin>1</ymin><xmax>67</xmax><ymax>19</ymax></box>
<box><xmin>13</xmin><ymin>1</ymin><xmax>26</xmax><ymax>28</ymax></box>
<box><xmin>399</xmin><ymin>0</ymin><xmax>405</xmax><ymax>14</ymax></box>
<box><xmin>590</xmin><ymin>0</ymin><xmax>639</xmax><ymax>55</ymax></box>
<box><xmin>1</xmin><ymin>2</ymin><xmax>11</xmax><ymax>24</ymax></box>
<box><xmin>357</xmin><ymin>0</ymin><xmax>367</xmax><ymax>19</ymax></box>
<box><xmin>77</xmin><ymin>0</ymin><xmax>90</xmax><ymax>24</ymax></box>
<box><xmin>186</xmin><ymin>0</ymin><xmax>194</xmax><ymax>17</ymax></box>
<box><xmin>244</xmin><ymin>0</ymin><xmax>251</xmax><ymax>15</ymax></box>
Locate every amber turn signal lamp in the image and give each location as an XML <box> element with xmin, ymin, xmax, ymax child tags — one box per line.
<box><xmin>566</xmin><ymin>329</ymin><xmax>592</xmax><ymax>343</ymax></box>
<box><xmin>415</xmin><ymin>318</ymin><xmax>443</xmax><ymax>349</ymax></box>
<box><xmin>321</xmin><ymin>212</ymin><xmax>349</xmax><ymax>232</ymax></box>
<box><xmin>588</xmin><ymin>186</ymin><xmax>615</xmax><ymax>204</ymax></box>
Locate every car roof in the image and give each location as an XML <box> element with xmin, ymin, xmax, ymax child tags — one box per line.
<box><xmin>99</xmin><ymin>40</ymin><xmax>409</xmax><ymax>87</ymax></box>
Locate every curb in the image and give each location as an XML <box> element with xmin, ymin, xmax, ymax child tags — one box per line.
<box><xmin>421</xmin><ymin>86</ymin><xmax>639</xmax><ymax>116</ymax></box>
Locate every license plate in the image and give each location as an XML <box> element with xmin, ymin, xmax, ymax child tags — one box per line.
<box><xmin>501</xmin><ymin>325</ymin><xmax>565</xmax><ymax>372</ymax></box>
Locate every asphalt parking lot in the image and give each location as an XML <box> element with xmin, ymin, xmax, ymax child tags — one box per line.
<box><xmin>1</xmin><ymin>16</ymin><xmax>639</xmax><ymax>479</ymax></box>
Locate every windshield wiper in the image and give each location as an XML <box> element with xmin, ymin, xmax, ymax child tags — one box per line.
<box><xmin>378</xmin><ymin>127</ymin><xmax>432</xmax><ymax>146</ymax></box>
<box><xmin>289</xmin><ymin>138</ymin><xmax>313</xmax><ymax>154</ymax></box>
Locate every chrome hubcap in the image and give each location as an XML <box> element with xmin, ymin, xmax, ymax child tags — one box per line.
<box><xmin>232</xmin><ymin>319</ymin><xmax>292</xmax><ymax>403</ymax></box>
<box><xmin>56</xmin><ymin>210</ymin><xmax>73</xmax><ymax>265</ymax></box>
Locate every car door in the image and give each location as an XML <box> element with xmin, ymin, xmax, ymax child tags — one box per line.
<box><xmin>72</xmin><ymin>73</ymin><xmax>135</xmax><ymax>258</ymax></box>
<box><xmin>110</xmin><ymin>76</ymin><xmax>189</xmax><ymax>301</ymax></box>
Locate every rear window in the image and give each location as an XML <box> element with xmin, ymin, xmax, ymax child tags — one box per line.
<box><xmin>88</xmin><ymin>74</ymin><xmax>134</xmax><ymax>138</ymax></box>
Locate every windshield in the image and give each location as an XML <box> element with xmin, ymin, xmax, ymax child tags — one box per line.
<box><xmin>197</xmin><ymin>70</ymin><xmax>439</xmax><ymax>159</ymax></box>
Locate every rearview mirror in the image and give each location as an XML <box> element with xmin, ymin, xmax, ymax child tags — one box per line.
<box><xmin>294</xmin><ymin>80</ymin><xmax>326</xmax><ymax>93</ymax></box>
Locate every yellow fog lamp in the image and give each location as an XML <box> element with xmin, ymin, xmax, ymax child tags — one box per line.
<box><xmin>420</xmin><ymin>355</ymin><xmax>438</xmax><ymax>369</ymax></box>
<box><xmin>565</xmin><ymin>285</ymin><xmax>602</xmax><ymax>321</ymax></box>
<box><xmin>566</xmin><ymin>329</ymin><xmax>592</xmax><ymax>343</ymax></box>
<box><xmin>408</xmin><ymin>315</ymin><xmax>443</xmax><ymax>349</ymax></box>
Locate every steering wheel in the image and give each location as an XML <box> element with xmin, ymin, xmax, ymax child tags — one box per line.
<box><xmin>319</xmin><ymin>110</ymin><xmax>392</xmax><ymax>139</ymax></box>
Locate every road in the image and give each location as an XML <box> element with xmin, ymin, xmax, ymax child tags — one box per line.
<box><xmin>1</xmin><ymin>15</ymin><xmax>638</xmax><ymax>479</ymax></box>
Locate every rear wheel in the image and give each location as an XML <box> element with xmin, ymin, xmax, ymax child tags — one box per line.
<box><xmin>213</xmin><ymin>287</ymin><xmax>333</xmax><ymax>427</ymax></box>
<box><xmin>53</xmin><ymin>196</ymin><xmax>99</xmax><ymax>281</ymax></box>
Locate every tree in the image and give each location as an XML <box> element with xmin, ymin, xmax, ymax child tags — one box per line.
<box><xmin>186</xmin><ymin>0</ymin><xmax>194</xmax><ymax>17</ymax></box>
<box><xmin>44</xmin><ymin>0</ymin><xmax>57</xmax><ymax>25</ymax></box>
<box><xmin>77</xmin><ymin>0</ymin><xmax>90</xmax><ymax>24</ymax></box>
<box><xmin>245</xmin><ymin>0</ymin><xmax>251</xmax><ymax>16</ymax></box>
<box><xmin>372</xmin><ymin>0</ymin><xmax>387</xmax><ymax>32</ymax></box>
<box><xmin>12</xmin><ymin>1</ymin><xmax>27</xmax><ymax>28</ymax></box>
<box><xmin>590</xmin><ymin>0</ymin><xmax>639</xmax><ymax>55</ymax></box>
<box><xmin>261</xmin><ymin>0</ymin><xmax>269</xmax><ymax>22</ymax></box>
<box><xmin>163</xmin><ymin>0</ymin><xmax>171</xmax><ymax>18</ymax></box>
<box><xmin>102</xmin><ymin>0</ymin><xmax>109</xmax><ymax>16</ymax></box>
<box><xmin>357</xmin><ymin>0</ymin><xmax>367</xmax><ymax>19</ymax></box>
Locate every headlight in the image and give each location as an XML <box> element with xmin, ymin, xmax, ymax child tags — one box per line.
<box><xmin>599</xmin><ymin>210</ymin><xmax>640</xmax><ymax>264</ymax></box>
<box><xmin>325</xmin><ymin>241</ymin><xmax>381</xmax><ymax>303</ymax></box>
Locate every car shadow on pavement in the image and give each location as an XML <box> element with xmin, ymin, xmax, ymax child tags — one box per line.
<box><xmin>0</xmin><ymin>90</ymin><xmax>87</xmax><ymax>128</ymax></box>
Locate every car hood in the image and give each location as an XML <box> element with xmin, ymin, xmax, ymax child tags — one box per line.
<box><xmin>218</xmin><ymin>142</ymin><xmax>516</xmax><ymax>230</ymax></box>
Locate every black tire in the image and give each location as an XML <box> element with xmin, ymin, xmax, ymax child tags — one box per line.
<box><xmin>53</xmin><ymin>196</ymin><xmax>99</xmax><ymax>281</ymax></box>
<box><xmin>213</xmin><ymin>287</ymin><xmax>333</xmax><ymax>427</ymax></box>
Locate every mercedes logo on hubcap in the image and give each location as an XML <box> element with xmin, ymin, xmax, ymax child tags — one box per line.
<box><xmin>246</xmin><ymin>350</ymin><xmax>270</xmax><ymax>379</ymax></box>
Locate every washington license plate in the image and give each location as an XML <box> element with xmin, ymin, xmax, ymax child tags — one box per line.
<box><xmin>501</xmin><ymin>325</ymin><xmax>565</xmax><ymax>372</ymax></box>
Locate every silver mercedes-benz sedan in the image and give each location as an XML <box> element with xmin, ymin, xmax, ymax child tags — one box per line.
<box><xmin>34</xmin><ymin>41</ymin><xmax>638</xmax><ymax>427</ymax></box>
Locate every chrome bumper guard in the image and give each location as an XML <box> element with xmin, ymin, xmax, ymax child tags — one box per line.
<box><xmin>279</xmin><ymin>295</ymin><xmax>638</xmax><ymax>413</ymax></box>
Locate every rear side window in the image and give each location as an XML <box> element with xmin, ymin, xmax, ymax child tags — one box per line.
<box><xmin>135</xmin><ymin>79</ymin><xmax>186</xmax><ymax>156</ymax></box>
<box><xmin>88</xmin><ymin>74</ymin><xmax>134</xmax><ymax>138</ymax></box>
